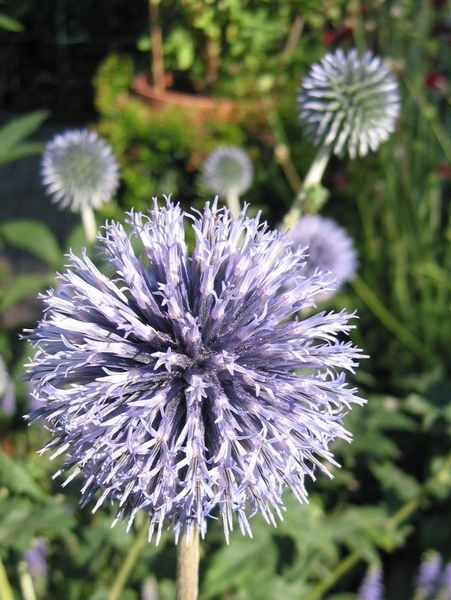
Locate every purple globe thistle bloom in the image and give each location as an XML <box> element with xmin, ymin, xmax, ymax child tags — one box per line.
<box><xmin>298</xmin><ymin>48</ymin><xmax>400</xmax><ymax>159</ymax></box>
<box><xmin>203</xmin><ymin>146</ymin><xmax>253</xmax><ymax>198</ymax></box>
<box><xmin>437</xmin><ymin>562</ymin><xmax>451</xmax><ymax>600</ymax></box>
<box><xmin>286</xmin><ymin>214</ymin><xmax>358</xmax><ymax>300</ymax></box>
<box><xmin>25</xmin><ymin>198</ymin><xmax>365</xmax><ymax>542</ymax></box>
<box><xmin>358</xmin><ymin>564</ymin><xmax>384</xmax><ymax>600</ymax></box>
<box><xmin>42</xmin><ymin>129</ymin><xmax>120</xmax><ymax>213</ymax></box>
<box><xmin>415</xmin><ymin>551</ymin><xmax>443</xmax><ymax>599</ymax></box>
<box><xmin>23</xmin><ymin>536</ymin><xmax>49</xmax><ymax>580</ymax></box>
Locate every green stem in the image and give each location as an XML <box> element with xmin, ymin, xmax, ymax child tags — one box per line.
<box><xmin>351</xmin><ymin>277</ymin><xmax>431</xmax><ymax>365</ymax></box>
<box><xmin>108</xmin><ymin>524</ymin><xmax>149</xmax><ymax>600</ymax></box>
<box><xmin>81</xmin><ymin>206</ymin><xmax>97</xmax><ymax>244</ymax></box>
<box><xmin>282</xmin><ymin>143</ymin><xmax>332</xmax><ymax>231</ymax></box>
<box><xmin>226</xmin><ymin>190</ymin><xmax>241</xmax><ymax>219</ymax></box>
<box><xmin>176</xmin><ymin>524</ymin><xmax>200</xmax><ymax>600</ymax></box>
<box><xmin>18</xmin><ymin>561</ymin><xmax>37</xmax><ymax>600</ymax></box>
<box><xmin>0</xmin><ymin>555</ymin><xmax>15</xmax><ymax>600</ymax></box>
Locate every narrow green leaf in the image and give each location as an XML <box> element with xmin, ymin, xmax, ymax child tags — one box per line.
<box><xmin>1</xmin><ymin>220</ymin><xmax>63</xmax><ymax>270</ymax></box>
<box><xmin>0</xmin><ymin>111</ymin><xmax>49</xmax><ymax>163</ymax></box>
<box><xmin>0</xmin><ymin>555</ymin><xmax>15</xmax><ymax>600</ymax></box>
<box><xmin>0</xmin><ymin>12</ymin><xmax>23</xmax><ymax>32</ymax></box>
<box><xmin>0</xmin><ymin>141</ymin><xmax>45</xmax><ymax>166</ymax></box>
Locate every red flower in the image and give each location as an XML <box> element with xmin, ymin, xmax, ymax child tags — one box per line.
<box><xmin>437</xmin><ymin>163</ymin><xmax>451</xmax><ymax>178</ymax></box>
<box><xmin>323</xmin><ymin>30</ymin><xmax>337</xmax><ymax>44</ymax></box>
<box><xmin>425</xmin><ymin>73</ymin><xmax>447</xmax><ymax>89</ymax></box>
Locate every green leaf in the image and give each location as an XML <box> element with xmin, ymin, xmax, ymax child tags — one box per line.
<box><xmin>2</xmin><ymin>141</ymin><xmax>45</xmax><ymax>164</ymax></box>
<box><xmin>0</xmin><ymin>497</ymin><xmax>76</xmax><ymax>551</ymax></box>
<box><xmin>0</xmin><ymin>13</ymin><xmax>23</xmax><ymax>32</ymax></box>
<box><xmin>0</xmin><ymin>449</ymin><xmax>47</xmax><ymax>501</ymax></box>
<box><xmin>1</xmin><ymin>220</ymin><xmax>63</xmax><ymax>269</ymax></box>
<box><xmin>0</xmin><ymin>273</ymin><xmax>54</xmax><ymax>311</ymax></box>
<box><xmin>0</xmin><ymin>111</ymin><xmax>49</xmax><ymax>166</ymax></box>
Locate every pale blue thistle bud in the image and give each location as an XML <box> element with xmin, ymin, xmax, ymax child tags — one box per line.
<box><xmin>203</xmin><ymin>146</ymin><xmax>253</xmax><ymax>217</ymax></box>
<box><xmin>25</xmin><ymin>198</ymin><xmax>365</xmax><ymax>543</ymax></box>
<box><xmin>42</xmin><ymin>129</ymin><xmax>120</xmax><ymax>242</ymax></box>
<box><xmin>42</xmin><ymin>129</ymin><xmax>120</xmax><ymax>213</ymax></box>
<box><xmin>358</xmin><ymin>564</ymin><xmax>384</xmax><ymax>600</ymax></box>
<box><xmin>286</xmin><ymin>214</ymin><xmax>358</xmax><ymax>300</ymax></box>
<box><xmin>298</xmin><ymin>48</ymin><xmax>400</xmax><ymax>159</ymax></box>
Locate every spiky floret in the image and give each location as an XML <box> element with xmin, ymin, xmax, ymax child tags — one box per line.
<box><xmin>298</xmin><ymin>48</ymin><xmax>400</xmax><ymax>159</ymax></box>
<box><xmin>203</xmin><ymin>146</ymin><xmax>253</xmax><ymax>197</ymax></box>
<box><xmin>25</xmin><ymin>199</ymin><xmax>365</xmax><ymax>542</ymax></box>
<box><xmin>358</xmin><ymin>565</ymin><xmax>384</xmax><ymax>600</ymax></box>
<box><xmin>42</xmin><ymin>129</ymin><xmax>120</xmax><ymax>212</ymax></box>
<box><xmin>286</xmin><ymin>214</ymin><xmax>358</xmax><ymax>300</ymax></box>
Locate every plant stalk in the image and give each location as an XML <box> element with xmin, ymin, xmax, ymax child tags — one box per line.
<box><xmin>226</xmin><ymin>190</ymin><xmax>241</xmax><ymax>219</ymax></box>
<box><xmin>282</xmin><ymin>142</ymin><xmax>332</xmax><ymax>231</ymax></box>
<box><xmin>108</xmin><ymin>523</ymin><xmax>149</xmax><ymax>600</ymax></box>
<box><xmin>0</xmin><ymin>555</ymin><xmax>14</xmax><ymax>600</ymax></box>
<box><xmin>176</xmin><ymin>524</ymin><xmax>200</xmax><ymax>600</ymax></box>
<box><xmin>149</xmin><ymin>0</ymin><xmax>165</xmax><ymax>92</ymax></box>
<box><xmin>81</xmin><ymin>206</ymin><xmax>97</xmax><ymax>244</ymax></box>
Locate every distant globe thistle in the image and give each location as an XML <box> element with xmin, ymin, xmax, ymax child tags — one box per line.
<box><xmin>358</xmin><ymin>565</ymin><xmax>384</xmax><ymax>600</ymax></box>
<box><xmin>25</xmin><ymin>199</ymin><xmax>364</xmax><ymax>542</ymax></box>
<box><xmin>42</xmin><ymin>129</ymin><xmax>120</xmax><ymax>212</ymax></box>
<box><xmin>298</xmin><ymin>48</ymin><xmax>400</xmax><ymax>159</ymax></box>
<box><xmin>203</xmin><ymin>146</ymin><xmax>253</xmax><ymax>198</ymax></box>
<box><xmin>23</xmin><ymin>537</ymin><xmax>49</xmax><ymax>580</ymax></box>
<box><xmin>286</xmin><ymin>214</ymin><xmax>357</xmax><ymax>299</ymax></box>
<box><xmin>415</xmin><ymin>552</ymin><xmax>443</xmax><ymax>599</ymax></box>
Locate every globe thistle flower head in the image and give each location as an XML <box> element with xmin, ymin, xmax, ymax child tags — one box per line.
<box><xmin>23</xmin><ymin>537</ymin><xmax>49</xmax><ymax>580</ymax></box>
<box><xmin>25</xmin><ymin>198</ymin><xmax>365</xmax><ymax>542</ymax></box>
<box><xmin>42</xmin><ymin>129</ymin><xmax>120</xmax><ymax>212</ymax></box>
<box><xmin>203</xmin><ymin>146</ymin><xmax>253</xmax><ymax>197</ymax></box>
<box><xmin>438</xmin><ymin>562</ymin><xmax>451</xmax><ymax>600</ymax></box>
<box><xmin>298</xmin><ymin>48</ymin><xmax>401</xmax><ymax>159</ymax></box>
<box><xmin>358</xmin><ymin>565</ymin><xmax>384</xmax><ymax>600</ymax></box>
<box><xmin>286</xmin><ymin>214</ymin><xmax>358</xmax><ymax>300</ymax></box>
<box><xmin>415</xmin><ymin>551</ymin><xmax>443</xmax><ymax>599</ymax></box>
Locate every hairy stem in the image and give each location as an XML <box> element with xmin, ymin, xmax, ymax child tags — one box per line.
<box><xmin>226</xmin><ymin>190</ymin><xmax>241</xmax><ymax>219</ymax></box>
<box><xmin>81</xmin><ymin>206</ymin><xmax>97</xmax><ymax>244</ymax></box>
<box><xmin>176</xmin><ymin>524</ymin><xmax>200</xmax><ymax>600</ymax></box>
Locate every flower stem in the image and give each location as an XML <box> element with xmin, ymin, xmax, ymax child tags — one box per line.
<box><xmin>0</xmin><ymin>555</ymin><xmax>14</xmax><ymax>600</ymax></box>
<box><xmin>226</xmin><ymin>190</ymin><xmax>241</xmax><ymax>219</ymax></box>
<box><xmin>282</xmin><ymin>142</ymin><xmax>332</xmax><ymax>231</ymax></box>
<box><xmin>176</xmin><ymin>524</ymin><xmax>200</xmax><ymax>600</ymax></box>
<box><xmin>18</xmin><ymin>561</ymin><xmax>37</xmax><ymax>600</ymax></box>
<box><xmin>81</xmin><ymin>206</ymin><xmax>97</xmax><ymax>244</ymax></box>
<box><xmin>108</xmin><ymin>523</ymin><xmax>148</xmax><ymax>600</ymax></box>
